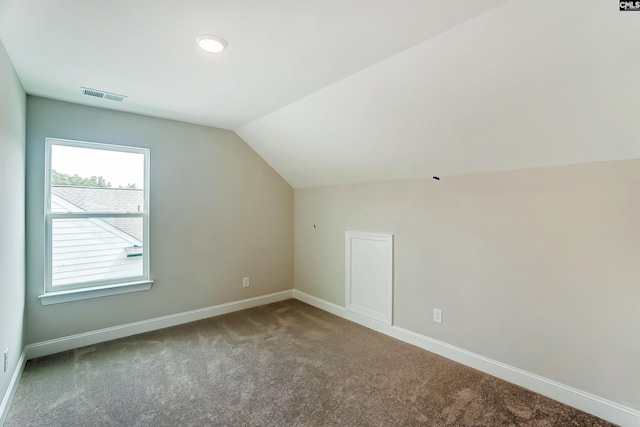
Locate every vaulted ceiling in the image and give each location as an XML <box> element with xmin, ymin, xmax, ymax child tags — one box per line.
<box><xmin>1</xmin><ymin>0</ymin><xmax>638</xmax><ymax>187</ymax></box>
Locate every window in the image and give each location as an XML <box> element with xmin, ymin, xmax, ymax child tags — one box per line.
<box><xmin>41</xmin><ymin>138</ymin><xmax>151</xmax><ymax>305</ymax></box>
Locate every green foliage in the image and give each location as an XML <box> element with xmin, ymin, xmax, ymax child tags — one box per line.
<box><xmin>52</xmin><ymin>169</ymin><xmax>112</xmax><ymax>188</ymax></box>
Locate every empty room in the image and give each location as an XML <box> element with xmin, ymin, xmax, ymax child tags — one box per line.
<box><xmin>0</xmin><ymin>1</ymin><xmax>639</xmax><ymax>426</ymax></box>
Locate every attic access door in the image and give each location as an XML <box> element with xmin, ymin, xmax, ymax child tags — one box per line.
<box><xmin>345</xmin><ymin>231</ymin><xmax>393</xmax><ymax>325</ymax></box>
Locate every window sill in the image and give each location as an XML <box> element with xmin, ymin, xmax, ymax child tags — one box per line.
<box><xmin>39</xmin><ymin>280</ymin><xmax>154</xmax><ymax>305</ymax></box>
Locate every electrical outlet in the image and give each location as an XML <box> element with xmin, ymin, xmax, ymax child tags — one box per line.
<box><xmin>3</xmin><ymin>349</ymin><xmax>7</xmax><ymax>373</ymax></box>
<box><xmin>433</xmin><ymin>308</ymin><xmax>442</xmax><ymax>324</ymax></box>
<box><xmin>243</xmin><ymin>277</ymin><xmax>250</xmax><ymax>288</ymax></box>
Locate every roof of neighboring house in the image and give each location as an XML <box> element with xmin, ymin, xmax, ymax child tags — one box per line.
<box><xmin>51</xmin><ymin>185</ymin><xmax>144</xmax><ymax>213</ymax></box>
<box><xmin>51</xmin><ymin>186</ymin><xmax>144</xmax><ymax>241</ymax></box>
<box><xmin>50</xmin><ymin>186</ymin><xmax>144</xmax><ymax>288</ymax></box>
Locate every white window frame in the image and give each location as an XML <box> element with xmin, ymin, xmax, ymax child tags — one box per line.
<box><xmin>40</xmin><ymin>138</ymin><xmax>152</xmax><ymax>305</ymax></box>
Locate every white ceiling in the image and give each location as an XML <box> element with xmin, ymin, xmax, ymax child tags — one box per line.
<box><xmin>2</xmin><ymin>0</ymin><xmax>639</xmax><ymax>188</ymax></box>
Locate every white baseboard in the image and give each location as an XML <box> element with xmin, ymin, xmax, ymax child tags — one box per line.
<box><xmin>0</xmin><ymin>349</ymin><xmax>26</xmax><ymax>427</ymax></box>
<box><xmin>25</xmin><ymin>290</ymin><xmax>293</xmax><ymax>360</ymax></box>
<box><xmin>293</xmin><ymin>289</ymin><xmax>640</xmax><ymax>427</ymax></box>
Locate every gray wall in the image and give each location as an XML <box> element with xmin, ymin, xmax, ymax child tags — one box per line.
<box><xmin>26</xmin><ymin>97</ymin><xmax>293</xmax><ymax>343</ymax></box>
<box><xmin>294</xmin><ymin>161</ymin><xmax>640</xmax><ymax>410</ymax></box>
<box><xmin>0</xmin><ymin>40</ymin><xmax>25</xmax><ymax>410</ymax></box>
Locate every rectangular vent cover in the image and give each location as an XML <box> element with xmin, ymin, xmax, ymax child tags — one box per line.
<box><xmin>81</xmin><ymin>87</ymin><xmax>127</xmax><ymax>102</ymax></box>
<box><xmin>104</xmin><ymin>93</ymin><xmax>124</xmax><ymax>102</ymax></box>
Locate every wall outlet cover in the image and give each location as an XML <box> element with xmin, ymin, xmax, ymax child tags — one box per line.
<box><xmin>433</xmin><ymin>308</ymin><xmax>442</xmax><ymax>324</ymax></box>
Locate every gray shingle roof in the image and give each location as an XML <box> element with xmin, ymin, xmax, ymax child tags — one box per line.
<box><xmin>51</xmin><ymin>186</ymin><xmax>144</xmax><ymax>241</ymax></box>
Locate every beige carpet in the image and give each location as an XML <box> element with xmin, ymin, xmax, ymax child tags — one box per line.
<box><xmin>7</xmin><ymin>300</ymin><xmax>614</xmax><ymax>426</ymax></box>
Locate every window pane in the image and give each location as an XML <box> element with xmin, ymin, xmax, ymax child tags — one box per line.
<box><xmin>51</xmin><ymin>217</ymin><xmax>143</xmax><ymax>287</ymax></box>
<box><xmin>50</xmin><ymin>145</ymin><xmax>145</xmax><ymax>213</ymax></box>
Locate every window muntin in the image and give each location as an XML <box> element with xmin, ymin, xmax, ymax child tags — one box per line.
<box><xmin>45</xmin><ymin>138</ymin><xmax>150</xmax><ymax>293</ymax></box>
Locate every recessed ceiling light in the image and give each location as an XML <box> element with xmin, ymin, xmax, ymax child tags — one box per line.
<box><xmin>196</xmin><ymin>35</ymin><xmax>227</xmax><ymax>53</ymax></box>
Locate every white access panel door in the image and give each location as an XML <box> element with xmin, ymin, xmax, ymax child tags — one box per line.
<box><xmin>345</xmin><ymin>231</ymin><xmax>393</xmax><ymax>325</ymax></box>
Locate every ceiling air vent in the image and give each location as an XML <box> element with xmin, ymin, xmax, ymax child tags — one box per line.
<box><xmin>81</xmin><ymin>87</ymin><xmax>127</xmax><ymax>102</ymax></box>
<box><xmin>104</xmin><ymin>93</ymin><xmax>124</xmax><ymax>102</ymax></box>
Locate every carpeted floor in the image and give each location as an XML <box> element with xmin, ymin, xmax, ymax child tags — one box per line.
<box><xmin>7</xmin><ymin>300</ymin><xmax>615</xmax><ymax>426</ymax></box>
